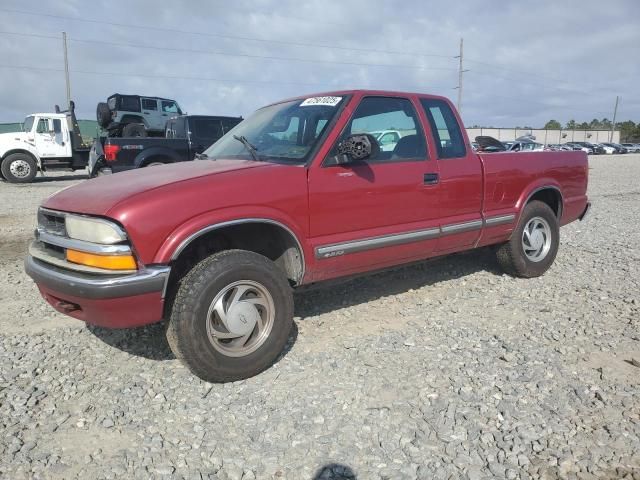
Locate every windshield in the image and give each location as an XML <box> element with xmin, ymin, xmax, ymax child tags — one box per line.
<box><xmin>203</xmin><ymin>96</ymin><xmax>345</xmax><ymax>163</ymax></box>
<box><xmin>23</xmin><ymin>116</ymin><xmax>35</xmax><ymax>133</ymax></box>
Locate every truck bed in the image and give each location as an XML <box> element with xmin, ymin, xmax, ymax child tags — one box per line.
<box><xmin>89</xmin><ymin>137</ymin><xmax>190</xmax><ymax>176</ymax></box>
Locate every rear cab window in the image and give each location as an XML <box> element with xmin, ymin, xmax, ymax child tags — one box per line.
<box><xmin>192</xmin><ymin>118</ymin><xmax>223</xmax><ymax>138</ymax></box>
<box><xmin>420</xmin><ymin>98</ymin><xmax>466</xmax><ymax>159</ymax></box>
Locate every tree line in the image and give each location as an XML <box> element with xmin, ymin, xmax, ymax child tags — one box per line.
<box><xmin>543</xmin><ymin>119</ymin><xmax>640</xmax><ymax>142</ymax></box>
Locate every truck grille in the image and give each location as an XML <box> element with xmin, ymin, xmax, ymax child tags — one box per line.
<box><xmin>37</xmin><ymin>209</ymin><xmax>66</xmax><ymax>236</ymax></box>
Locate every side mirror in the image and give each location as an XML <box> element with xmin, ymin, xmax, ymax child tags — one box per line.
<box><xmin>333</xmin><ymin>133</ymin><xmax>377</xmax><ymax>165</ymax></box>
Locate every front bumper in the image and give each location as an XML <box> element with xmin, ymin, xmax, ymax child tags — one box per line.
<box><xmin>25</xmin><ymin>255</ymin><xmax>170</xmax><ymax>328</ymax></box>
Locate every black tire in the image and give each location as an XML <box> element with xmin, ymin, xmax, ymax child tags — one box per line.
<box><xmin>166</xmin><ymin>249</ymin><xmax>294</xmax><ymax>382</ymax></box>
<box><xmin>96</xmin><ymin>102</ymin><xmax>111</xmax><ymax>128</ymax></box>
<box><xmin>1</xmin><ymin>153</ymin><xmax>37</xmax><ymax>183</ymax></box>
<box><xmin>122</xmin><ymin>123</ymin><xmax>147</xmax><ymax>137</ymax></box>
<box><xmin>496</xmin><ymin>200</ymin><xmax>560</xmax><ymax>278</ymax></box>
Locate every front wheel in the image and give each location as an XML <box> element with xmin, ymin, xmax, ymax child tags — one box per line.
<box><xmin>496</xmin><ymin>200</ymin><xmax>560</xmax><ymax>278</ymax></box>
<box><xmin>1</xmin><ymin>153</ymin><xmax>37</xmax><ymax>183</ymax></box>
<box><xmin>166</xmin><ymin>249</ymin><xmax>294</xmax><ymax>382</ymax></box>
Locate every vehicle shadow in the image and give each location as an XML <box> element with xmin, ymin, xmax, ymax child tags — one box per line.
<box><xmin>294</xmin><ymin>247</ymin><xmax>502</xmax><ymax>319</ymax></box>
<box><xmin>87</xmin><ymin>321</ymin><xmax>175</xmax><ymax>361</ymax></box>
<box><xmin>87</xmin><ymin>248</ymin><xmax>501</xmax><ymax>363</ymax></box>
<box><xmin>30</xmin><ymin>173</ymin><xmax>88</xmax><ymax>183</ymax></box>
<box><xmin>312</xmin><ymin>463</ymin><xmax>357</xmax><ymax>479</ymax></box>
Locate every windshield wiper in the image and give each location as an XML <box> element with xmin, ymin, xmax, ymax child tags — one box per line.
<box><xmin>194</xmin><ymin>152</ymin><xmax>209</xmax><ymax>160</ymax></box>
<box><xmin>233</xmin><ymin>135</ymin><xmax>260</xmax><ymax>162</ymax></box>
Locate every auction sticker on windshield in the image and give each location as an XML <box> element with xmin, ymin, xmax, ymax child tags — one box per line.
<box><xmin>300</xmin><ymin>96</ymin><xmax>342</xmax><ymax>107</ymax></box>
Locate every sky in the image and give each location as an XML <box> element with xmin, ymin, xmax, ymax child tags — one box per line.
<box><xmin>0</xmin><ymin>0</ymin><xmax>638</xmax><ymax>127</ymax></box>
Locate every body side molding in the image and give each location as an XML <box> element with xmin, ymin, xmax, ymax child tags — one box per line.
<box><xmin>315</xmin><ymin>214</ymin><xmax>517</xmax><ymax>259</ymax></box>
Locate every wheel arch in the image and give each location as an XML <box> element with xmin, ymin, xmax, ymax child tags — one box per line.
<box><xmin>134</xmin><ymin>148</ymin><xmax>181</xmax><ymax>168</ymax></box>
<box><xmin>518</xmin><ymin>184</ymin><xmax>564</xmax><ymax>221</ymax></box>
<box><xmin>1</xmin><ymin>148</ymin><xmax>41</xmax><ymax>169</ymax></box>
<box><xmin>119</xmin><ymin>115</ymin><xmax>146</xmax><ymax>127</ymax></box>
<box><xmin>166</xmin><ymin>218</ymin><xmax>306</xmax><ymax>287</ymax></box>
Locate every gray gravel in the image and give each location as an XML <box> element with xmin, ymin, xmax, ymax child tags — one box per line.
<box><xmin>1</xmin><ymin>158</ymin><xmax>639</xmax><ymax>479</ymax></box>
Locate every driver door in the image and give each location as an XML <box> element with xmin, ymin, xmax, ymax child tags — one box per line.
<box><xmin>34</xmin><ymin>117</ymin><xmax>67</xmax><ymax>158</ymax></box>
<box><xmin>307</xmin><ymin>95</ymin><xmax>441</xmax><ymax>280</ymax></box>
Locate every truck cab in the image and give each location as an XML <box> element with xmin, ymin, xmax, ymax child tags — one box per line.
<box><xmin>0</xmin><ymin>102</ymin><xmax>90</xmax><ymax>183</ymax></box>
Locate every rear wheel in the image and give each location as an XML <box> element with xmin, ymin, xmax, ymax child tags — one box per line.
<box><xmin>1</xmin><ymin>153</ymin><xmax>37</xmax><ymax>183</ymax></box>
<box><xmin>166</xmin><ymin>250</ymin><xmax>294</xmax><ymax>382</ymax></box>
<box><xmin>122</xmin><ymin>123</ymin><xmax>147</xmax><ymax>137</ymax></box>
<box><xmin>496</xmin><ymin>200</ymin><xmax>559</xmax><ymax>278</ymax></box>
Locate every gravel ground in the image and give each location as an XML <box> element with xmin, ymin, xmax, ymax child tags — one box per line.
<box><xmin>0</xmin><ymin>157</ymin><xmax>639</xmax><ymax>480</ymax></box>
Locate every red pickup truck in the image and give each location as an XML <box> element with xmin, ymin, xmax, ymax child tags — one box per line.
<box><xmin>25</xmin><ymin>90</ymin><xmax>590</xmax><ymax>382</ymax></box>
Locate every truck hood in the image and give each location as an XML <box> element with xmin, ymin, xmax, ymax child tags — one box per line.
<box><xmin>43</xmin><ymin>159</ymin><xmax>272</xmax><ymax>215</ymax></box>
<box><xmin>0</xmin><ymin>131</ymin><xmax>30</xmax><ymax>144</ymax></box>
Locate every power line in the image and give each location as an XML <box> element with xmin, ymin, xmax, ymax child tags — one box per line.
<box><xmin>0</xmin><ymin>7</ymin><xmax>455</xmax><ymax>60</ymax></box>
<box><xmin>0</xmin><ymin>63</ymin><xmax>457</xmax><ymax>96</ymax></box>
<box><xmin>0</xmin><ymin>64</ymin><xmax>327</xmax><ymax>87</ymax></box>
<box><xmin>0</xmin><ymin>30</ymin><xmax>457</xmax><ymax>72</ymax></box>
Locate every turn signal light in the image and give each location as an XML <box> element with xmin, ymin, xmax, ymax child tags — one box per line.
<box><xmin>66</xmin><ymin>249</ymin><xmax>137</xmax><ymax>270</ymax></box>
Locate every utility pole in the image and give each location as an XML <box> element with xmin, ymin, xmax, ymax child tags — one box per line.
<box><xmin>610</xmin><ymin>96</ymin><xmax>619</xmax><ymax>142</ymax></box>
<box><xmin>454</xmin><ymin>38</ymin><xmax>469</xmax><ymax>115</ymax></box>
<box><xmin>62</xmin><ymin>32</ymin><xmax>71</xmax><ymax>110</ymax></box>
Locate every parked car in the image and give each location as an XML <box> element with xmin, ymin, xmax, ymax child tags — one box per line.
<box><xmin>564</xmin><ymin>142</ymin><xmax>592</xmax><ymax>154</ymax></box>
<box><xmin>594</xmin><ymin>143</ymin><xmax>616</xmax><ymax>154</ymax></box>
<box><xmin>89</xmin><ymin>115</ymin><xmax>243</xmax><ymax>176</ymax></box>
<box><xmin>0</xmin><ymin>101</ymin><xmax>89</xmax><ymax>183</ymax></box>
<box><xmin>545</xmin><ymin>144</ymin><xmax>573</xmax><ymax>152</ymax></box>
<box><xmin>96</xmin><ymin>94</ymin><xmax>184</xmax><ymax>138</ymax></box>
<box><xmin>601</xmin><ymin>142</ymin><xmax>628</xmax><ymax>154</ymax></box>
<box><xmin>25</xmin><ymin>90</ymin><xmax>590</xmax><ymax>382</ymax></box>
<box><xmin>621</xmin><ymin>143</ymin><xmax>640</xmax><ymax>153</ymax></box>
<box><xmin>507</xmin><ymin>141</ymin><xmax>544</xmax><ymax>152</ymax></box>
<box><xmin>371</xmin><ymin>130</ymin><xmax>403</xmax><ymax>151</ymax></box>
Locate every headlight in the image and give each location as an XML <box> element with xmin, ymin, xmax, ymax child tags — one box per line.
<box><xmin>65</xmin><ymin>215</ymin><xmax>127</xmax><ymax>244</ymax></box>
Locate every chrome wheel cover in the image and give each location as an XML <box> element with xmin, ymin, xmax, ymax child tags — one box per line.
<box><xmin>206</xmin><ymin>280</ymin><xmax>275</xmax><ymax>357</ymax></box>
<box><xmin>522</xmin><ymin>216</ymin><xmax>552</xmax><ymax>262</ymax></box>
<box><xmin>9</xmin><ymin>159</ymin><xmax>31</xmax><ymax>178</ymax></box>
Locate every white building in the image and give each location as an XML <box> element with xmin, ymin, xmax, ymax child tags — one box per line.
<box><xmin>466</xmin><ymin>127</ymin><xmax>620</xmax><ymax>145</ymax></box>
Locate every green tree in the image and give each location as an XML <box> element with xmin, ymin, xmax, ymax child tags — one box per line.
<box><xmin>577</xmin><ymin>122</ymin><xmax>590</xmax><ymax>130</ymax></box>
<box><xmin>599</xmin><ymin>118</ymin><xmax>612</xmax><ymax>129</ymax></box>
<box><xmin>589</xmin><ymin>119</ymin><xmax>601</xmax><ymax>129</ymax></box>
<box><xmin>566</xmin><ymin>119</ymin><xmax>576</xmax><ymax>129</ymax></box>
<box><xmin>617</xmin><ymin>120</ymin><xmax>638</xmax><ymax>142</ymax></box>
<box><xmin>544</xmin><ymin>120</ymin><xmax>562</xmax><ymax>129</ymax></box>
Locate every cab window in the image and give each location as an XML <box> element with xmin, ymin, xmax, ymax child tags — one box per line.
<box><xmin>161</xmin><ymin>101</ymin><xmax>180</xmax><ymax>114</ymax></box>
<box><xmin>331</xmin><ymin>96</ymin><xmax>426</xmax><ymax>162</ymax></box>
<box><xmin>36</xmin><ymin>119</ymin><xmax>49</xmax><ymax>134</ymax></box>
<box><xmin>420</xmin><ymin>98</ymin><xmax>466</xmax><ymax>159</ymax></box>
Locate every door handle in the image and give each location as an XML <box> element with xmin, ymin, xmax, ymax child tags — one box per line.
<box><xmin>423</xmin><ymin>173</ymin><xmax>439</xmax><ymax>185</ymax></box>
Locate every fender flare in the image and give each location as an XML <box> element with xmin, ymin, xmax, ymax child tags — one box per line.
<box><xmin>516</xmin><ymin>182</ymin><xmax>564</xmax><ymax>223</ymax></box>
<box><xmin>152</xmin><ymin>210</ymin><xmax>309</xmax><ymax>282</ymax></box>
